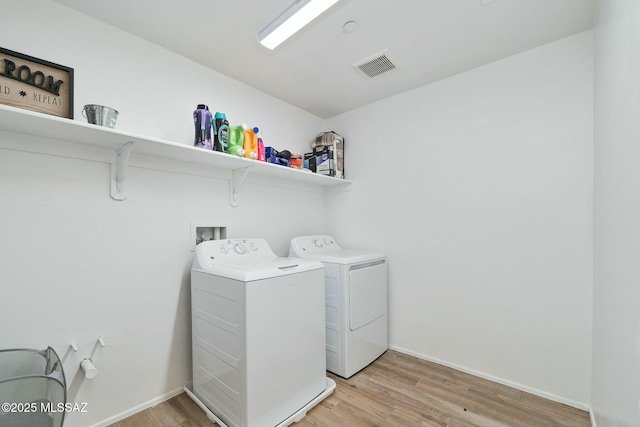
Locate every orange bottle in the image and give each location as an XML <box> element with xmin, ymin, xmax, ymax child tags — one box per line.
<box><xmin>243</xmin><ymin>127</ymin><xmax>259</xmax><ymax>160</ymax></box>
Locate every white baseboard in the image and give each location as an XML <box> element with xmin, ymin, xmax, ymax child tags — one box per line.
<box><xmin>86</xmin><ymin>350</ymin><xmax>596</xmax><ymax>427</ymax></box>
<box><xmin>87</xmin><ymin>386</ymin><xmax>186</xmax><ymax>427</ymax></box>
<box><xmin>388</xmin><ymin>344</ymin><xmax>591</xmax><ymax>413</ymax></box>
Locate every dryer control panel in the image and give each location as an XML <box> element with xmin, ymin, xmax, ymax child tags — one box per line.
<box><xmin>290</xmin><ymin>235</ymin><xmax>341</xmax><ymax>254</ymax></box>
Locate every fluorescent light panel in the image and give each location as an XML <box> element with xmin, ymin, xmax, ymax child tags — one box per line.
<box><xmin>259</xmin><ymin>0</ymin><xmax>341</xmax><ymax>49</ymax></box>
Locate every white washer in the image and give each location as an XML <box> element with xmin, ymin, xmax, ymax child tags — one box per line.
<box><xmin>191</xmin><ymin>238</ymin><xmax>333</xmax><ymax>427</ymax></box>
<box><xmin>289</xmin><ymin>235</ymin><xmax>388</xmax><ymax>378</ymax></box>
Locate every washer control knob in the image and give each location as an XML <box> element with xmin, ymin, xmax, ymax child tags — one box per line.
<box><xmin>220</xmin><ymin>246</ymin><xmax>228</xmax><ymax>254</ymax></box>
<box><xmin>313</xmin><ymin>239</ymin><xmax>323</xmax><ymax>248</ymax></box>
<box><xmin>234</xmin><ymin>244</ymin><xmax>246</xmax><ymax>254</ymax></box>
<box><xmin>323</xmin><ymin>238</ymin><xmax>331</xmax><ymax>245</ymax></box>
<box><xmin>250</xmin><ymin>244</ymin><xmax>257</xmax><ymax>251</ymax></box>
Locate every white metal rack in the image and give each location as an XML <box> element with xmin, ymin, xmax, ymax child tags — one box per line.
<box><xmin>0</xmin><ymin>104</ymin><xmax>352</xmax><ymax>205</ymax></box>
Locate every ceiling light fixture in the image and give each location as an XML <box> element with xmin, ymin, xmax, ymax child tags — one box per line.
<box><xmin>258</xmin><ymin>0</ymin><xmax>341</xmax><ymax>49</ymax></box>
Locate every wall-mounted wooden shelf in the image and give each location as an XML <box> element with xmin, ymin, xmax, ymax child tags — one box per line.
<box><xmin>0</xmin><ymin>104</ymin><xmax>352</xmax><ymax>205</ymax></box>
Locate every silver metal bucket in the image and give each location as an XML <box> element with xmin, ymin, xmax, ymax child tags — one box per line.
<box><xmin>82</xmin><ymin>104</ymin><xmax>119</xmax><ymax>128</ymax></box>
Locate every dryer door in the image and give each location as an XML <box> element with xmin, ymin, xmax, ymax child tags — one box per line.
<box><xmin>349</xmin><ymin>260</ymin><xmax>387</xmax><ymax>330</ymax></box>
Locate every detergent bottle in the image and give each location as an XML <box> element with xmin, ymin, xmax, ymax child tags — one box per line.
<box><xmin>227</xmin><ymin>124</ymin><xmax>246</xmax><ymax>157</ymax></box>
<box><xmin>243</xmin><ymin>127</ymin><xmax>259</xmax><ymax>160</ymax></box>
<box><xmin>212</xmin><ymin>112</ymin><xmax>229</xmax><ymax>152</ymax></box>
<box><xmin>257</xmin><ymin>132</ymin><xmax>266</xmax><ymax>162</ymax></box>
<box><xmin>193</xmin><ymin>104</ymin><xmax>212</xmax><ymax>150</ymax></box>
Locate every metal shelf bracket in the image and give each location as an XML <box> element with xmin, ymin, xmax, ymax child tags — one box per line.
<box><xmin>110</xmin><ymin>141</ymin><xmax>135</xmax><ymax>201</ymax></box>
<box><xmin>229</xmin><ymin>167</ymin><xmax>251</xmax><ymax>207</ymax></box>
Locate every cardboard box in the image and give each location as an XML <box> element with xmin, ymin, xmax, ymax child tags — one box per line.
<box><xmin>311</xmin><ymin>132</ymin><xmax>343</xmax><ymax>178</ymax></box>
<box><xmin>310</xmin><ymin>146</ymin><xmax>336</xmax><ymax>177</ymax></box>
<box><xmin>265</xmin><ymin>147</ymin><xmax>290</xmax><ymax>167</ymax></box>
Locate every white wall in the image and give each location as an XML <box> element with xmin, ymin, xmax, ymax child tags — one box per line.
<box><xmin>0</xmin><ymin>1</ymin><xmax>329</xmax><ymax>426</ymax></box>
<box><xmin>0</xmin><ymin>0</ymin><xmax>598</xmax><ymax>423</ymax></box>
<box><xmin>327</xmin><ymin>31</ymin><xmax>593</xmax><ymax>406</ymax></box>
<box><xmin>592</xmin><ymin>1</ymin><xmax>640</xmax><ymax>425</ymax></box>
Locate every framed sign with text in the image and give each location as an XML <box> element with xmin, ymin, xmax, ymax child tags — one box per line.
<box><xmin>0</xmin><ymin>47</ymin><xmax>74</xmax><ymax>119</ymax></box>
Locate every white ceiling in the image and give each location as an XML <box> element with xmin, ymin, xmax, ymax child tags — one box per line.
<box><xmin>52</xmin><ymin>0</ymin><xmax>596</xmax><ymax>119</ymax></box>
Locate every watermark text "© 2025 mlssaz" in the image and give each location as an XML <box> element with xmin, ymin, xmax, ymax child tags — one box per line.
<box><xmin>1</xmin><ymin>402</ymin><xmax>88</xmax><ymax>413</ymax></box>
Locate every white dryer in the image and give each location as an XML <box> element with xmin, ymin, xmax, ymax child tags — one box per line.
<box><xmin>289</xmin><ymin>235</ymin><xmax>388</xmax><ymax>378</ymax></box>
<box><xmin>190</xmin><ymin>238</ymin><xmax>334</xmax><ymax>427</ymax></box>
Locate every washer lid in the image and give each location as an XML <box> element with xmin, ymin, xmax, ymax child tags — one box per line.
<box><xmin>193</xmin><ymin>238</ymin><xmax>324</xmax><ymax>281</ymax></box>
<box><xmin>289</xmin><ymin>235</ymin><xmax>385</xmax><ymax>264</ymax></box>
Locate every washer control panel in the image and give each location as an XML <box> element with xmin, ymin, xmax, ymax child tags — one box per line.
<box><xmin>196</xmin><ymin>238</ymin><xmax>276</xmax><ymax>267</ymax></box>
<box><xmin>218</xmin><ymin>239</ymin><xmax>259</xmax><ymax>255</ymax></box>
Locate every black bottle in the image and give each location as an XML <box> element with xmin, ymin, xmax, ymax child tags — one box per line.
<box><xmin>213</xmin><ymin>112</ymin><xmax>229</xmax><ymax>152</ymax></box>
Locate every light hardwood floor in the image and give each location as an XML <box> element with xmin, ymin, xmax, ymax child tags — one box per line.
<box><xmin>110</xmin><ymin>350</ymin><xmax>591</xmax><ymax>427</ymax></box>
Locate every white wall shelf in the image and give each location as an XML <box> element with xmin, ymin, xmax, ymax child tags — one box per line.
<box><xmin>0</xmin><ymin>104</ymin><xmax>351</xmax><ymax>204</ymax></box>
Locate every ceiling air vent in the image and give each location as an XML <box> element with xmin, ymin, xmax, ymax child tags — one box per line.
<box><xmin>352</xmin><ymin>49</ymin><xmax>400</xmax><ymax>79</ymax></box>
